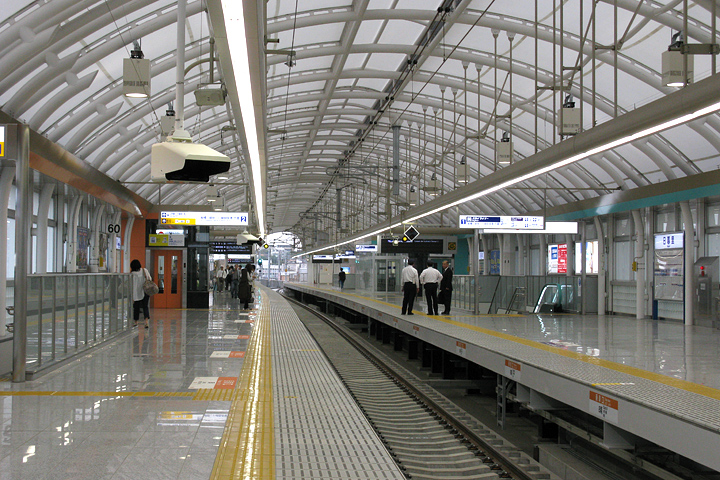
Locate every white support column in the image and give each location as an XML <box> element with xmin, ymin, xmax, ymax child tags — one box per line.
<box><xmin>0</xmin><ymin>166</ymin><xmax>16</xmax><ymax>336</ymax></box>
<box><xmin>89</xmin><ymin>204</ymin><xmax>105</xmax><ymax>273</ymax></box>
<box><xmin>631</xmin><ymin>210</ymin><xmax>646</xmax><ymax>319</ymax></box>
<box><xmin>109</xmin><ymin>211</ymin><xmax>121</xmax><ymax>273</ymax></box>
<box><xmin>123</xmin><ymin>216</ymin><xmax>135</xmax><ymax>273</ymax></box>
<box><xmin>594</xmin><ymin>217</ymin><xmax>606</xmax><ymax>315</ymax></box>
<box><xmin>482</xmin><ymin>234</ymin><xmax>490</xmax><ymax>275</ymax></box>
<box><xmin>54</xmin><ymin>188</ymin><xmax>65</xmax><ymax>273</ymax></box>
<box><xmin>66</xmin><ymin>197</ymin><xmax>82</xmax><ymax>273</ymax></box>
<box><xmin>35</xmin><ymin>184</ymin><xmax>55</xmax><ymax>274</ymax></box>
<box><xmin>680</xmin><ymin>201</ymin><xmax>695</xmax><ymax>325</ymax></box>
<box><xmin>581</xmin><ymin>221</ymin><xmax>587</xmax><ymax>314</ymax></box>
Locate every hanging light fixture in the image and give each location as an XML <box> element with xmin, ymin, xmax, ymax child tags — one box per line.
<box><xmin>424</xmin><ymin>172</ymin><xmax>441</xmax><ymax>196</ymax></box>
<box><xmin>123</xmin><ymin>40</ymin><xmax>151</xmax><ymax>98</ymax></box>
<box><xmin>662</xmin><ymin>31</ymin><xmax>693</xmax><ymax>87</ymax></box>
<box><xmin>206</xmin><ymin>184</ymin><xmax>219</xmax><ymax>202</ymax></box>
<box><xmin>559</xmin><ymin>94</ymin><xmax>581</xmax><ymax>136</ymax></box>
<box><xmin>497</xmin><ymin>131</ymin><xmax>513</xmax><ymax>165</ymax></box>
<box><xmin>408</xmin><ymin>184</ymin><xmax>419</xmax><ymax>206</ymax></box>
<box><xmin>456</xmin><ymin>156</ymin><xmax>469</xmax><ymax>184</ymax></box>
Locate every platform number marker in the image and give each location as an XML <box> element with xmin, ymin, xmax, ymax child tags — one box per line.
<box><xmin>504</xmin><ymin>359</ymin><xmax>522</xmax><ymax>381</ymax></box>
<box><xmin>589</xmin><ymin>391</ymin><xmax>619</xmax><ymax>424</ymax></box>
<box><xmin>455</xmin><ymin>341</ymin><xmax>466</xmax><ymax>357</ymax></box>
<box><xmin>412</xmin><ymin>325</ymin><xmax>420</xmax><ymax>337</ymax></box>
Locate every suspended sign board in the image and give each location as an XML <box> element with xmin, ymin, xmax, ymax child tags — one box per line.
<box><xmin>356</xmin><ymin>244</ymin><xmax>378</xmax><ymax>252</ymax></box>
<box><xmin>211</xmin><ymin>242</ymin><xmax>252</xmax><ymax>254</ymax></box>
<box><xmin>312</xmin><ymin>255</ymin><xmax>335</xmax><ymax>264</ymax></box>
<box><xmin>160</xmin><ymin>211</ymin><xmax>249</xmax><ymax>226</ymax></box>
<box><xmin>489</xmin><ymin>221</ymin><xmax>578</xmax><ymax>235</ymax></box>
<box><xmin>459</xmin><ymin>215</ymin><xmax>544</xmax><ymax>230</ymax></box>
<box><xmin>655</xmin><ymin>232</ymin><xmax>684</xmax><ymax>250</ymax></box>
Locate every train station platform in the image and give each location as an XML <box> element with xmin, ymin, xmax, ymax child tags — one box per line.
<box><xmin>0</xmin><ymin>286</ymin><xmax>404</xmax><ymax>480</ymax></box>
<box><xmin>284</xmin><ymin>282</ymin><xmax>720</xmax><ymax>473</ymax></box>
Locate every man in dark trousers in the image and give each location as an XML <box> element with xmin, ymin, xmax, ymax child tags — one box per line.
<box><xmin>338</xmin><ymin>269</ymin><xmax>346</xmax><ymax>290</ymax></box>
<box><xmin>440</xmin><ymin>260</ymin><xmax>454</xmax><ymax>315</ymax></box>
<box><xmin>401</xmin><ymin>259</ymin><xmax>420</xmax><ymax>315</ymax></box>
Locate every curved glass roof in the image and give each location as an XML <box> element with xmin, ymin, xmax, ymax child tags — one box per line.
<box><xmin>2</xmin><ymin>0</ymin><xmax>720</xmax><ymax>244</ymax></box>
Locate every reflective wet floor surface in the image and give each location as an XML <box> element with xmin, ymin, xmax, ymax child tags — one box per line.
<box><xmin>0</xmin><ymin>291</ymin><xmax>251</xmax><ymax>480</ymax></box>
<box><xmin>321</xmin><ymin>288</ymin><xmax>720</xmax><ymax>390</ymax></box>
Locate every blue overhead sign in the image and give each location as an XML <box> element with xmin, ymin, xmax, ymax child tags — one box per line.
<box><xmin>459</xmin><ymin>215</ymin><xmax>544</xmax><ymax>230</ymax></box>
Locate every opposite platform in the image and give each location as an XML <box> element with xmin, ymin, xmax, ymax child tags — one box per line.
<box><xmin>285</xmin><ymin>283</ymin><xmax>720</xmax><ymax>472</ymax></box>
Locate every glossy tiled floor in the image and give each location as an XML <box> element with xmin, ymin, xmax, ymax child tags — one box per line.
<box><xmin>310</xmin><ymin>287</ymin><xmax>720</xmax><ymax>390</ymax></box>
<box><xmin>0</xmin><ymin>290</ymin><xmax>253</xmax><ymax>480</ymax></box>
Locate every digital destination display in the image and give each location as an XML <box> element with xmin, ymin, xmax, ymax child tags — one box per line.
<box><xmin>459</xmin><ymin>215</ymin><xmax>544</xmax><ymax>230</ymax></box>
<box><xmin>160</xmin><ymin>211</ymin><xmax>249</xmax><ymax>226</ymax></box>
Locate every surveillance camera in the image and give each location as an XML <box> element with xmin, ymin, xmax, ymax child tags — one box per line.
<box><xmin>392</xmin><ymin>239</ymin><xmax>399</xmax><ymax>246</ymax></box>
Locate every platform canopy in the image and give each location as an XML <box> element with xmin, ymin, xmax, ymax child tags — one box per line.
<box><xmin>1</xmin><ymin>0</ymin><xmax>720</xmax><ymax>243</ymax></box>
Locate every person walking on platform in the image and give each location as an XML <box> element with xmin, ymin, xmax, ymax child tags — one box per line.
<box><xmin>419</xmin><ymin>261</ymin><xmax>443</xmax><ymax>315</ymax></box>
<box><xmin>238</xmin><ymin>263</ymin><xmax>255</xmax><ymax>310</ymax></box>
<box><xmin>216</xmin><ymin>266</ymin><xmax>225</xmax><ymax>292</ymax></box>
<box><xmin>440</xmin><ymin>260</ymin><xmax>454</xmax><ymax>315</ymax></box>
<box><xmin>230</xmin><ymin>266</ymin><xmax>240</xmax><ymax>299</ymax></box>
<box><xmin>225</xmin><ymin>266</ymin><xmax>233</xmax><ymax>292</ymax></box>
<box><xmin>130</xmin><ymin>259</ymin><xmax>150</xmax><ymax>329</ymax></box>
<box><xmin>338</xmin><ymin>269</ymin><xmax>346</xmax><ymax>290</ymax></box>
<box><xmin>401</xmin><ymin>259</ymin><xmax>420</xmax><ymax>315</ymax></box>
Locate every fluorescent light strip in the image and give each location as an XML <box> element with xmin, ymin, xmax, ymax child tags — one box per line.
<box><xmin>222</xmin><ymin>1</ymin><xmax>265</xmax><ymax>238</ymax></box>
<box><xmin>294</xmin><ymin>98</ymin><xmax>720</xmax><ymax>258</ymax></box>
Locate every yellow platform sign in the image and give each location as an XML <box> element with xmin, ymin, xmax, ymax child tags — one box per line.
<box><xmin>149</xmin><ymin>234</ymin><xmax>169</xmax><ymax>246</ymax></box>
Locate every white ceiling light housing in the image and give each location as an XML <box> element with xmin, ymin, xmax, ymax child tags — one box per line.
<box><xmin>123</xmin><ymin>43</ymin><xmax>150</xmax><ymax>98</ymax></box>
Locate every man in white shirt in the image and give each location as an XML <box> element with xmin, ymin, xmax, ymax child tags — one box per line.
<box><xmin>216</xmin><ymin>266</ymin><xmax>226</xmax><ymax>292</ymax></box>
<box><xmin>400</xmin><ymin>259</ymin><xmax>420</xmax><ymax>315</ymax></box>
<box><xmin>419</xmin><ymin>261</ymin><xmax>443</xmax><ymax>315</ymax></box>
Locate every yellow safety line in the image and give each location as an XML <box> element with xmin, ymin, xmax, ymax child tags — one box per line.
<box><xmin>211</xmin><ymin>292</ymin><xmax>274</xmax><ymax>480</ymax></box>
<box><xmin>293</xmin><ymin>284</ymin><xmax>720</xmax><ymax>401</ymax></box>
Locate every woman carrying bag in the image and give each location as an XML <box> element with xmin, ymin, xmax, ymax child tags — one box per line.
<box><xmin>131</xmin><ymin>259</ymin><xmax>155</xmax><ymax>328</ymax></box>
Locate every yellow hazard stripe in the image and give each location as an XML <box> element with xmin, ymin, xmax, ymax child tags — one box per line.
<box><xmin>211</xmin><ymin>292</ymin><xmax>274</xmax><ymax>479</ymax></box>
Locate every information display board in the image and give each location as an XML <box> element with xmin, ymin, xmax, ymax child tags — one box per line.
<box><xmin>459</xmin><ymin>215</ymin><xmax>544</xmax><ymax>230</ymax></box>
<box><xmin>380</xmin><ymin>238</ymin><xmax>444</xmax><ymax>254</ymax></box>
<box><xmin>312</xmin><ymin>255</ymin><xmax>335</xmax><ymax>264</ymax></box>
<box><xmin>654</xmin><ymin>232</ymin><xmax>684</xmax><ymax>301</ymax></box>
<box><xmin>211</xmin><ymin>242</ymin><xmax>252</xmax><ymax>254</ymax></box>
<box><xmin>356</xmin><ymin>244</ymin><xmax>378</xmax><ymax>253</ymax></box>
<box><xmin>160</xmin><ymin>211</ymin><xmax>249</xmax><ymax>226</ymax></box>
<box><xmin>548</xmin><ymin>244</ymin><xmax>568</xmax><ymax>274</ymax></box>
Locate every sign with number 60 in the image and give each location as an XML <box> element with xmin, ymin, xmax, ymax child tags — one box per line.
<box><xmin>107</xmin><ymin>224</ymin><xmax>121</xmax><ymax>234</ymax></box>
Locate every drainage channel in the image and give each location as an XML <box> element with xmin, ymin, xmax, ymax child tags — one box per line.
<box><xmin>283</xmin><ymin>292</ymin><xmax>556</xmax><ymax>480</ymax></box>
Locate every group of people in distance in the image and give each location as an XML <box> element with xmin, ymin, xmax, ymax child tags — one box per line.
<box><xmin>401</xmin><ymin>259</ymin><xmax>453</xmax><ymax>316</ymax></box>
<box><xmin>214</xmin><ymin>264</ymin><xmax>257</xmax><ymax>309</ymax></box>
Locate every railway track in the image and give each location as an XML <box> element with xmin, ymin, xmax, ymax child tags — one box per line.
<box><xmin>283</xmin><ymin>291</ymin><xmax>556</xmax><ymax>480</ymax></box>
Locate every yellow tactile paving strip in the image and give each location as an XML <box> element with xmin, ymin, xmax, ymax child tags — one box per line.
<box><xmin>295</xmin><ymin>284</ymin><xmax>720</xmax><ymax>402</ymax></box>
<box><xmin>210</xmin><ymin>299</ymin><xmax>274</xmax><ymax>480</ymax></box>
